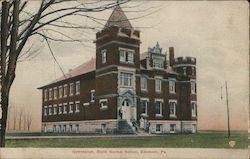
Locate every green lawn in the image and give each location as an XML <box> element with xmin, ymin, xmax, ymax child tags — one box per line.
<box><xmin>6</xmin><ymin>131</ymin><xmax>248</xmax><ymax>148</ymax></box>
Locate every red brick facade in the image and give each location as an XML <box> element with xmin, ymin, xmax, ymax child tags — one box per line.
<box><xmin>38</xmin><ymin>6</ymin><xmax>197</xmax><ymax>134</ymax></box>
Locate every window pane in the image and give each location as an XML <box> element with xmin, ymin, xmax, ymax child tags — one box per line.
<box><xmin>140</xmin><ymin>100</ymin><xmax>147</xmax><ymax>114</ymax></box>
<box><xmin>119</xmin><ymin>50</ymin><xmax>126</xmax><ymax>62</ymax></box>
<box><xmin>156</xmin><ymin>101</ymin><xmax>161</xmax><ymax>114</ymax></box>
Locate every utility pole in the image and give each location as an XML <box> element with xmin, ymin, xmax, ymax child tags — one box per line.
<box><xmin>225</xmin><ymin>81</ymin><xmax>230</xmax><ymax>138</ymax></box>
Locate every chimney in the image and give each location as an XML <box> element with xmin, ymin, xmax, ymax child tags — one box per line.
<box><xmin>169</xmin><ymin>47</ymin><xmax>175</xmax><ymax>66</ymax></box>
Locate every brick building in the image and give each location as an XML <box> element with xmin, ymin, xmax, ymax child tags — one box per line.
<box><xmin>38</xmin><ymin>6</ymin><xmax>197</xmax><ymax>134</ymax></box>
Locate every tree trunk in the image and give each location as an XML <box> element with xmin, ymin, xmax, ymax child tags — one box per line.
<box><xmin>0</xmin><ymin>93</ymin><xmax>9</xmax><ymax>147</ymax></box>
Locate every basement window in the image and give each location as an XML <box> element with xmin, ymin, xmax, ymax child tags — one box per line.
<box><xmin>100</xmin><ymin>99</ymin><xmax>108</xmax><ymax>109</ymax></box>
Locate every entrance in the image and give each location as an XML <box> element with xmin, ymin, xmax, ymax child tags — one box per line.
<box><xmin>122</xmin><ymin>99</ymin><xmax>131</xmax><ymax>120</ymax></box>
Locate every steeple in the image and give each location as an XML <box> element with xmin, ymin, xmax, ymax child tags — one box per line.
<box><xmin>104</xmin><ymin>5</ymin><xmax>133</xmax><ymax>29</ymax></box>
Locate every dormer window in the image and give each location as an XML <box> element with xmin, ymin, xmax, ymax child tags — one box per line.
<box><xmin>153</xmin><ymin>58</ymin><xmax>164</xmax><ymax>69</ymax></box>
<box><xmin>119</xmin><ymin>48</ymin><xmax>134</xmax><ymax>64</ymax></box>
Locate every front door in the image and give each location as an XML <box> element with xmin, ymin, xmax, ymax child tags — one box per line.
<box><xmin>122</xmin><ymin>99</ymin><xmax>131</xmax><ymax>120</ymax></box>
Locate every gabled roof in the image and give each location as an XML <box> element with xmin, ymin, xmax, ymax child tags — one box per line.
<box><xmin>56</xmin><ymin>58</ymin><xmax>96</xmax><ymax>81</ymax></box>
<box><xmin>38</xmin><ymin>58</ymin><xmax>96</xmax><ymax>89</ymax></box>
<box><xmin>104</xmin><ymin>5</ymin><xmax>133</xmax><ymax>29</ymax></box>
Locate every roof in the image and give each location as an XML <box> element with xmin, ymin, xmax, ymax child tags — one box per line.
<box><xmin>104</xmin><ymin>5</ymin><xmax>133</xmax><ymax>29</ymax></box>
<box><xmin>38</xmin><ymin>58</ymin><xmax>96</xmax><ymax>89</ymax></box>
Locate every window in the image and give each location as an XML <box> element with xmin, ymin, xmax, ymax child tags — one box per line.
<box><xmin>191</xmin><ymin>81</ymin><xmax>196</xmax><ymax>94</ymax></box>
<box><xmin>169</xmin><ymin>79</ymin><xmax>176</xmax><ymax>94</ymax></box>
<box><xmin>49</xmin><ymin>88</ymin><xmax>53</xmax><ymax>100</ymax></box>
<box><xmin>44</xmin><ymin>106</ymin><xmax>48</xmax><ymax>116</ymax></box>
<box><xmin>140</xmin><ymin>76</ymin><xmax>147</xmax><ymax>91</ymax></box>
<box><xmin>155</xmin><ymin>77</ymin><xmax>162</xmax><ymax>93</ymax></box>
<box><xmin>48</xmin><ymin>106</ymin><xmax>52</xmax><ymax>115</ymax></box>
<box><xmin>170</xmin><ymin>124</ymin><xmax>176</xmax><ymax>133</ymax></box>
<box><xmin>75</xmin><ymin>102</ymin><xmax>80</xmax><ymax>113</ymax></box>
<box><xmin>70</xmin><ymin>83</ymin><xmax>74</xmax><ymax>96</ymax></box>
<box><xmin>59</xmin><ymin>86</ymin><xmax>63</xmax><ymax>98</ymax></box>
<box><xmin>155</xmin><ymin>100</ymin><xmax>163</xmax><ymax>116</ymax></box>
<box><xmin>44</xmin><ymin>89</ymin><xmax>48</xmax><ymax>101</ymax></box>
<box><xmin>63</xmin><ymin>125</ymin><xmax>66</xmax><ymax>132</ymax></box>
<box><xmin>101</xmin><ymin>49</ymin><xmax>107</xmax><ymax>64</ymax></box>
<box><xmin>169</xmin><ymin>100</ymin><xmax>177</xmax><ymax>117</ymax></box>
<box><xmin>156</xmin><ymin>124</ymin><xmax>162</xmax><ymax>132</ymax></box>
<box><xmin>53</xmin><ymin>87</ymin><xmax>58</xmax><ymax>99</ymax></box>
<box><xmin>183</xmin><ymin>67</ymin><xmax>187</xmax><ymax>75</ymax></box>
<box><xmin>69</xmin><ymin>125</ymin><xmax>73</xmax><ymax>132</ymax></box>
<box><xmin>63</xmin><ymin>103</ymin><xmax>67</xmax><ymax>114</ymax></box>
<box><xmin>76</xmin><ymin>124</ymin><xmax>79</xmax><ymax>132</ymax></box>
<box><xmin>58</xmin><ymin>104</ymin><xmax>62</xmax><ymax>114</ymax></box>
<box><xmin>119</xmin><ymin>49</ymin><xmax>134</xmax><ymax>64</ymax></box>
<box><xmin>53</xmin><ymin>125</ymin><xmax>56</xmax><ymax>132</ymax></box>
<box><xmin>99</xmin><ymin>99</ymin><xmax>108</xmax><ymax>109</ymax></box>
<box><xmin>63</xmin><ymin>84</ymin><xmax>68</xmax><ymax>97</ymax></box>
<box><xmin>192</xmin><ymin>67</ymin><xmax>195</xmax><ymax>76</ymax></box>
<box><xmin>69</xmin><ymin>103</ymin><xmax>74</xmax><ymax>113</ymax></box>
<box><xmin>90</xmin><ymin>90</ymin><xmax>95</xmax><ymax>102</ymax></box>
<box><xmin>120</xmin><ymin>72</ymin><xmax>133</xmax><ymax>87</ymax></box>
<box><xmin>191</xmin><ymin>101</ymin><xmax>197</xmax><ymax>117</ymax></box>
<box><xmin>53</xmin><ymin>105</ymin><xmax>57</xmax><ymax>115</ymax></box>
<box><xmin>153</xmin><ymin>58</ymin><xmax>164</xmax><ymax>69</ymax></box>
<box><xmin>140</xmin><ymin>99</ymin><xmax>148</xmax><ymax>115</ymax></box>
<box><xmin>75</xmin><ymin>81</ymin><xmax>80</xmax><ymax>95</ymax></box>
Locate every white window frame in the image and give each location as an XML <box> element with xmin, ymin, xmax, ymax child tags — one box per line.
<box><xmin>169</xmin><ymin>78</ymin><xmax>176</xmax><ymax>94</ymax></box>
<box><xmin>53</xmin><ymin>104</ymin><xmax>57</xmax><ymax>115</ymax></box>
<box><xmin>155</xmin><ymin>99</ymin><xmax>163</xmax><ymax>117</ymax></box>
<box><xmin>75</xmin><ymin>81</ymin><xmax>80</xmax><ymax>95</ymax></box>
<box><xmin>119</xmin><ymin>48</ymin><xmax>134</xmax><ymax>64</ymax></box>
<box><xmin>101</xmin><ymin>49</ymin><xmax>107</xmax><ymax>64</ymax></box>
<box><xmin>170</xmin><ymin>124</ymin><xmax>176</xmax><ymax>133</ymax></box>
<box><xmin>48</xmin><ymin>105</ymin><xmax>52</xmax><ymax>115</ymax></box>
<box><xmin>155</xmin><ymin>76</ymin><xmax>162</xmax><ymax>93</ymax></box>
<box><xmin>69</xmin><ymin>102</ymin><xmax>74</xmax><ymax>113</ymax></box>
<box><xmin>63</xmin><ymin>103</ymin><xmax>67</xmax><ymax>114</ymax></box>
<box><xmin>99</xmin><ymin>99</ymin><xmax>108</xmax><ymax>109</ymax></box>
<box><xmin>44</xmin><ymin>106</ymin><xmax>48</xmax><ymax>116</ymax></box>
<box><xmin>53</xmin><ymin>87</ymin><xmax>58</xmax><ymax>100</ymax></box>
<box><xmin>90</xmin><ymin>90</ymin><xmax>95</xmax><ymax>102</ymax></box>
<box><xmin>69</xmin><ymin>83</ymin><xmax>74</xmax><ymax>96</ymax></box>
<box><xmin>120</xmin><ymin>72</ymin><xmax>133</xmax><ymax>87</ymax></box>
<box><xmin>191</xmin><ymin>80</ymin><xmax>196</xmax><ymax>95</ymax></box>
<box><xmin>59</xmin><ymin>86</ymin><xmax>63</xmax><ymax>98</ymax></box>
<box><xmin>191</xmin><ymin>101</ymin><xmax>197</xmax><ymax>117</ymax></box>
<box><xmin>58</xmin><ymin>104</ymin><xmax>62</xmax><ymax>114</ymax></box>
<box><xmin>140</xmin><ymin>98</ymin><xmax>149</xmax><ymax>116</ymax></box>
<box><xmin>156</xmin><ymin>124</ymin><xmax>162</xmax><ymax>133</ymax></box>
<box><xmin>169</xmin><ymin>99</ymin><xmax>177</xmax><ymax>118</ymax></box>
<box><xmin>63</xmin><ymin>84</ymin><xmax>68</xmax><ymax>97</ymax></box>
<box><xmin>153</xmin><ymin>58</ymin><xmax>164</xmax><ymax>69</ymax></box>
<box><xmin>76</xmin><ymin>124</ymin><xmax>79</xmax><ymax>133</ymax></box>
<box><xmin>49</xmin><ymin>88</ymin><xmax>53</xmax><ymax>100</ymax></box>
<box><xmin>44</xmin><ymin>89</ymin><xmax>48</xmax><ymax>101</ymax></box>
<box><xmin>140</xmin><ymin>76</ymin><xmax>148</xmax><ymax>91</ymax></box>
<box><xmin>75</xmin><ymin>101</ymin><xmax>80</xmax><ymax>113</ymax></box>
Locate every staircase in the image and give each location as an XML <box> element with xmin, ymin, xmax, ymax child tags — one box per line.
<box><xmin>117</xmin><ymin>120</ymin><xmax>135</xmax><ymax>134</ymax></box>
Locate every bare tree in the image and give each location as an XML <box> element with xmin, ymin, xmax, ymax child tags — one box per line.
<box><xmin>25</xmin><ymin>109</ymin><xmax>32</xmax><ymax>131</ymax></box>
<box><xmin>17</xmin><ymin>106</ymin><xmax>24</xmax><ymax>131</ymax></box>
<box><xmin>13</xmin><ymin>105</ymin><xmax>17</xmax><ymax>130</ymax></box>
<box><xmin>0</xmin><ymin>0</ymin><xmax>132</xmax><ymax>147</ymax></box>
<box><xmin>0</xmin><ymin>0</ymin><xmax>161</xmax><ymax>147</ymax></box>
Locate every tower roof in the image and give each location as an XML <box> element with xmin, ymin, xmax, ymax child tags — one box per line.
<box><xmin>104</xmin><ymin>5</ymin><xmax>133</xmax><ymax>29</ymax></box>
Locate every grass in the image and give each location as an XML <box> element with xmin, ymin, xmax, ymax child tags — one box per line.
<box><xmin>6</xmin><ymin>131</ymin><xmax>248</xmax><ymax>148</ymax></box>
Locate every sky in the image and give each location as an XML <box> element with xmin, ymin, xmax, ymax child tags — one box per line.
<box><xmin>6</xmin><ymin>1</ymin><xmax>249</xmax><ymax>132</ymax></box>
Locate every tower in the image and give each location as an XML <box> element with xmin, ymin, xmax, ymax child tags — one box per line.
<box><xmin>94</xmin><ymin>6</ymin><xmax>140</xmax><ymax>122</ymax></box>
